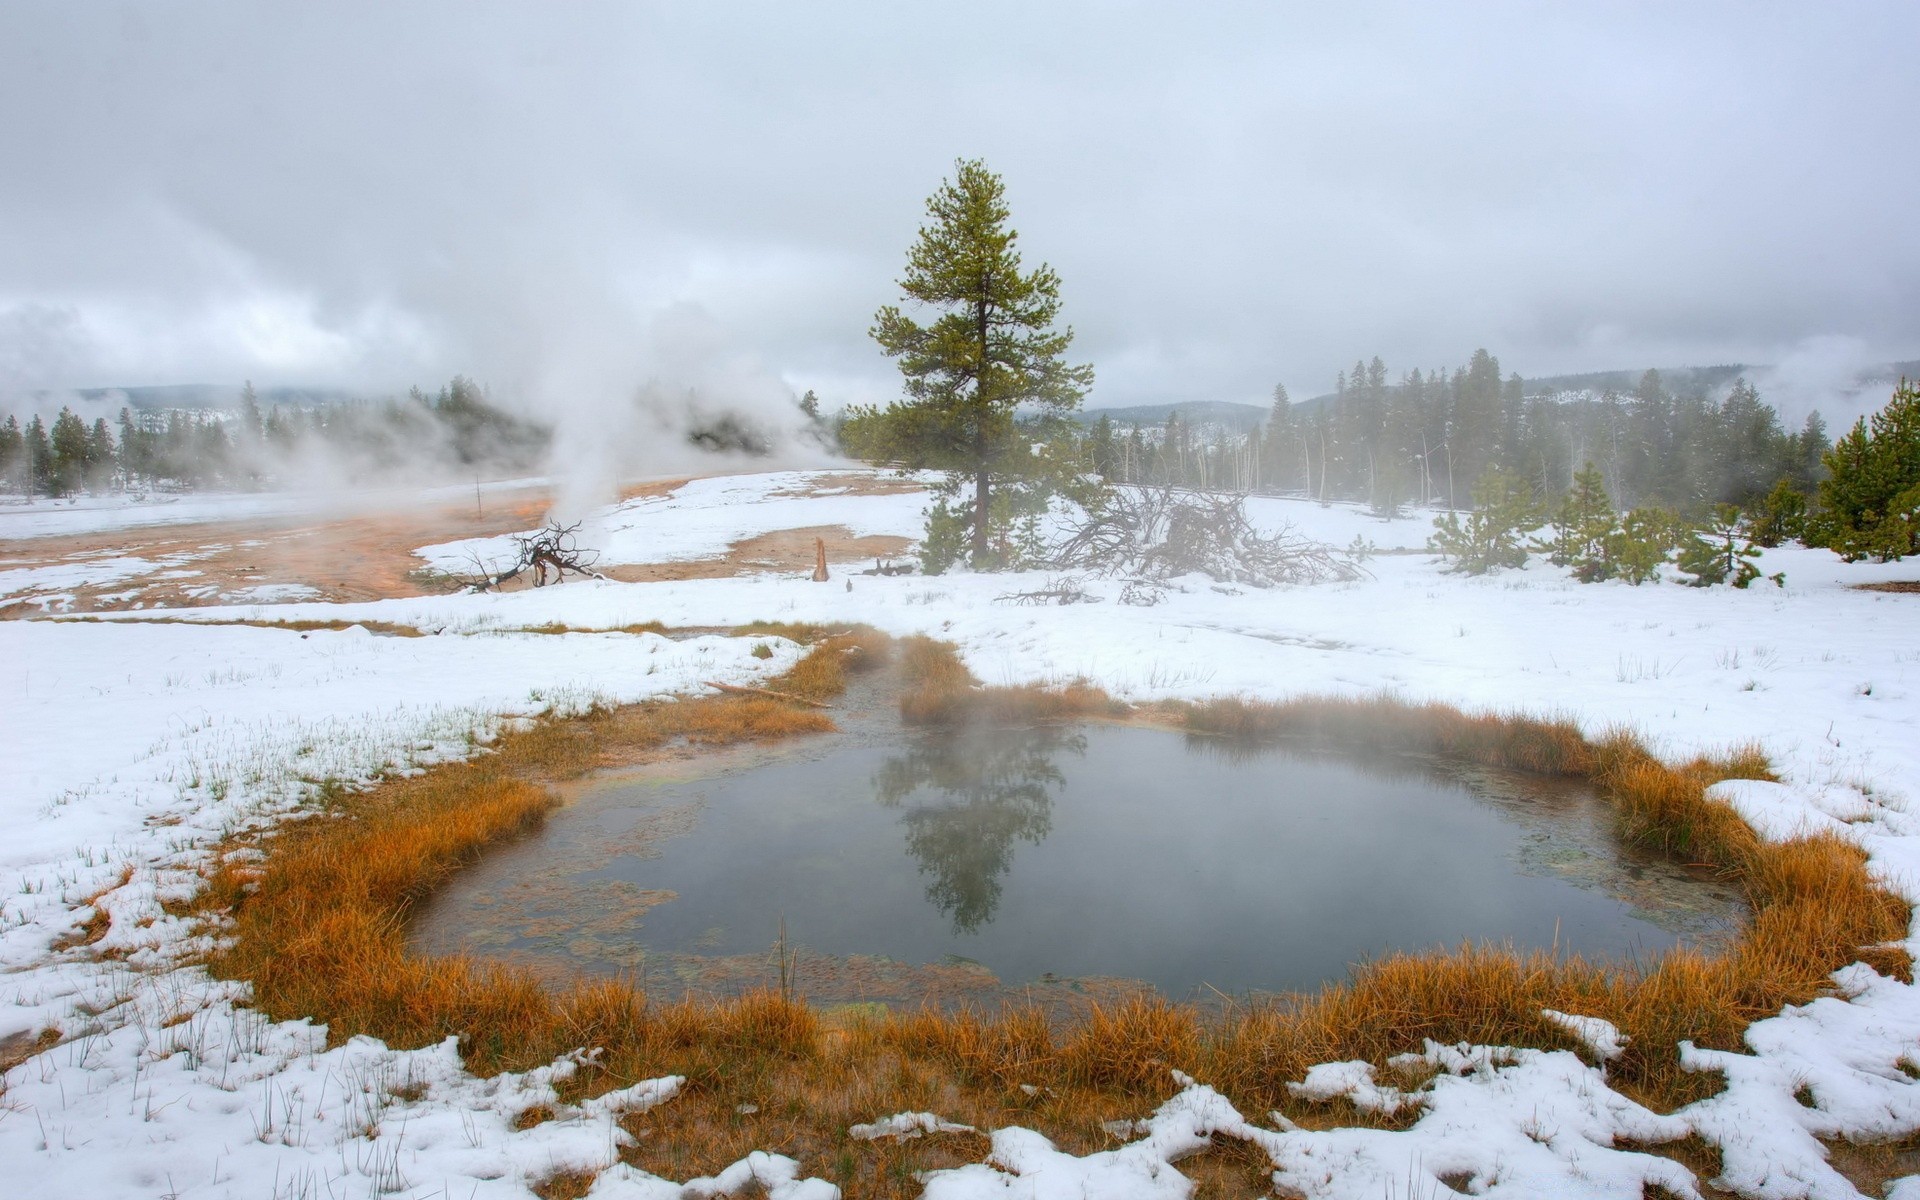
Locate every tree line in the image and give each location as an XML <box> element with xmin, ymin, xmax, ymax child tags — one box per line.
<box><xmin>0</xmin><ymin>377</ymin><xmax>547</xmax><ymax>496</ymax></box>
<box><xmin>1078</xmin><ymin>354</ymin><xmax>1828</xmax><ymax>521</ymax></box>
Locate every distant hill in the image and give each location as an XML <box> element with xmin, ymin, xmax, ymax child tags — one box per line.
<box><xmin>1072</xmin><ymin>399</ymin><xmax>1267</xmax><ymax>432</ymax></box>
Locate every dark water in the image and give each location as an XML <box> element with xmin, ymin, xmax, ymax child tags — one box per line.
<box><xmin>411</xmin><ymin>725</ymin><xmax>1746</xmax><ymax>1001</ymax></box>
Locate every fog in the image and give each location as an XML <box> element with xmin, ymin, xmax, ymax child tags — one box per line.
<box><xmin>2</xmin><ymin>1</ymin><xmax>1917</xmax><ymax>487</ymax></box>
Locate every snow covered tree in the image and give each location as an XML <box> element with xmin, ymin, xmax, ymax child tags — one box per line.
<box><xmin>866</xmin><ymin>159</ymin><xmax>1097</xmax><ymax>572</ymax></box>
<box><xmin>1816</xmin><ymin>380</ymin><xmax>1920</xmax><ymax>561</ymax></box>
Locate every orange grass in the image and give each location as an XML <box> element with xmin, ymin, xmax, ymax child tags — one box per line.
<box><xmin>190</xmin><ymin>636</ymin><xmax>1914</xmax><ymax>1193</ymax></box>
<box><xmin>896</xmin><ymin>634</ymin><xmax>1128</xmax><ymax>726</ymax></box>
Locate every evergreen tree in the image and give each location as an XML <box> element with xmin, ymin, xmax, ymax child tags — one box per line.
<box><xmin>118</xmin><ymin>407</ymin><xmax>146</xmax><ymax>486</ymax></box>
<box><xmin>866</xmin><ymin>159</ymin><xmax>1095</xmax><ymax>571</ymax></box>
<box><xmin>1429</xmin><ymin>466</ymin><xmax>1541</xmax><ymax>574</ymax></box>
<box><xmin>1088</xmin><ymin>413</ymin><xmax>1118</xmax><ymax>480</ymax></box>
<box><xmin>49</xmin><ymin>407</ymin><xmax>88</xmax><ymax>495</ymax></box>
<box><xmin>1816</xmin><ymin>381</ymin><xmax>1920</xmax><ymax>561</ymax></box>
<box><xmin>1260</xmin><ymin>382</ymin><xmax>1294</xmax><ymax>492</ymax></box>
<box><xmin>1609</xmin><ymin>508</ymin><xmax>1678</xmax><ymax>585</ymax></box>
<box><xmin>0</xmin><ymin>415</ymin><xmax>22</xmax><ymax>492</ymax></box>
<box><xmin>1789</xmin><ymin>411</ymin><xmax>1829</xmax><ymax>490</ymax></box>
<box><xmin>86</xmin><ymin>417</ymin><xmax>116</xmax><ymax>490</ymax></box>
<box><xmin>239</xmin><ymin>380</ymin><xmax>264</xmax><ymax>443</ymax></box>
<box><xmin>1678</xmin><ymin>505</ymin><xmax>1772</xmax><ymax>588</ymax></box>
<box><xmin>1749</xmin><ymin>477</ymin><xmax>1808</xmax><ymax>548</ymax></box>
<box><xmin>26</xmin><ymin>415</ymin><xmax>52</xmax><ymax>494</ymax></box>
<box><xmin>1542</xmin><ymin>462</ymin><xmax>1618</xmax><ymax>579</ymax></box>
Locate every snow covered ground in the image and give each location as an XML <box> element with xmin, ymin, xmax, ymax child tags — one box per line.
<box><xmin>5</xmin><ymin>467</ymin><xmax>1920</xmax><ymax>1198</ymax></box>
<box><xmin>0</xmin><ymin>476</ymin><xmax>548</xmax><ymax>541</ymax></box>
<box><xmin>416</xmin><ymin>471</ymin><xmax>930</xmax><ymax>574</ymax></box>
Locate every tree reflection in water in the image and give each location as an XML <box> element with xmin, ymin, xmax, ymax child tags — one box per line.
<box><xmin>873</xmin><ymin>727</ymin><xmax>1085</xmax><ymax>933</ymax></box>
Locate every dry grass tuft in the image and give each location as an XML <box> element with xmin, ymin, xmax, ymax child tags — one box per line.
<box><xmin>896</xmin><ymin>637</ymin><xmax>1127</xmax><ymax>727</ymax></box>
<box><xmin>1058</xmin><ymin>996</ymin><xmax>1201</xmax><ymax>1093</ymax></box>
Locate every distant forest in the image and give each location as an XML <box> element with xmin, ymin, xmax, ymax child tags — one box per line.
<box><xmin>1079</xmin><ymin>351</ymin><xmax>1830</xmax><ymax>517</ymax></box>
<box><xmin>0</xmin><ymin>377</ymin><xmax>547</xmax><ymax>495</ymax></box>
<box><xmin>0</xmin><ymin>353</ymin><xmax>1836</xmax><ymax>528</ymax></box>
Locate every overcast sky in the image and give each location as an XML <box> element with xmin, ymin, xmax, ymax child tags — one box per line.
<box><xmin>2</xmin><ymin>1</ymin><xmax>1916</xmax><ymax>420</ymax></box>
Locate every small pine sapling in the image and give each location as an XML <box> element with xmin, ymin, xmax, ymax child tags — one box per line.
<box><xmin>1608</xmin><ymin>507</ymin><xmax>1679</xmax><ymax>585</ymax></box>
<box><xmin>1538</xmin><ymin>463</ymin><xmax>1620</xmax><ymax>581</ymax></box>
<box><xmin>1678</xmin><ymin>505</ymin><xmax>1772</xmax><ymax>587</ymax></box>
<box><xmin>1749</xmin><ymin>478</ymin><xmax>1808</xmax><ymax>548</ymax></box>
<box><xmin>1429</xmin><ymin>466</ymin><xmax>1541</xmax><ymax>575</ymax></box>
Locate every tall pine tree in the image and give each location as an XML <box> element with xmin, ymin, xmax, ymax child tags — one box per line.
<box><xmin>867</xmin><ymin>159</ymin><xmax>1096</xmax><ymax>571</ymax></box>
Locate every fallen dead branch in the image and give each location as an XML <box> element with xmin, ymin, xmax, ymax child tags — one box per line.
<box><xmin>1053</xmin><ymin>486</ymin><xmax>1367</xmax><ymax>587</ymax></box>
<box><xmin>995</xmin><ymin>576</ymin><xmax>1099</xmax><ymax>606</ymax></box>
<box><xmin>456</xmin><ymin>520</ymin><xmax>607</xmax><ymax>592</ymax></box>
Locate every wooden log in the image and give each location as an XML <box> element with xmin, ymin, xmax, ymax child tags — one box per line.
<box><xmin>702</xmin><ymin>680</ymin><xmax>832</xmax><ymax>709</ymax></box>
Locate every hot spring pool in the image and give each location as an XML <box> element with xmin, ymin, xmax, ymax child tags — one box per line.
<box><xmin>410</xmin><ymin>723</ymin><xmax>1745</xmax><ymax>1004</ymax></box>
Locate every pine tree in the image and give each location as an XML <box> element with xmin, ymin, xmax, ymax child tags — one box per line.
<box><xmin>0</xmin><ymin>415</ymin><xmax>23</xmax><ymax>492</ymax></box>
<box><xmin>1749</xmin><ymin>478</ymin><xmax>1808</xmax><ymax>548</ymax></box>
<box><xmin>1260</xmin><ymin>383</ymin><xmax>1293</xmax><ymax>492</ymax></box>
<box><xmin>26</xmin><ymin>415</ymin><xmax>52</xmax><ymax>494</ymax></box>
<box><xmin>1678</xmin><ymin>505</ymin><xmax>1772</xmax><ymax>588</ymax></box>
<box><xmin>86</xmin><ymin>417</ymin><xmax>116</xmax><ymax>490</ymax></box>
<box><xmin>1088</xmin><ymin>413</ymin><xmax>1117</xmax><ymax>480</ymax></box>
<box><xmin>866</xmin><ymin>159</ymin><xmax>1095</xmax><ymax>571</ymax></box>
<box><xmin>1542</xmin><ymin>462</ymin><xmax>1618</xmax><ymax>579</ymax></box>
<box><xmin>1609</xmin><ymin>508</ymin><xmax>1678</xmax><ymax>585</ymax></box>
<box><xmin>1815</xmin><ymin>381</ymin><xmax>1920</xmax><ymax>561</ymax></box>
<box><xmin>239</xmin><ymin>380</ymin><xmax>264</xmax><ymax>443</ymax></box>
<box><xmin>49</xmin><ymin>407</ymin><xmax>88</xmax><ymax>496</ymax></box>
<box><xmin>1429</xmin><ymin>466</ymin><xmax>1541</xmax><ymax>574</ymax></box>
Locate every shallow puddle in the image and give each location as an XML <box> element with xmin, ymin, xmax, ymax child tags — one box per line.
<box><xmin>411</xmin><ymin>724</ymin><xmax>1747</xmax><ymax>1005</ymax></box>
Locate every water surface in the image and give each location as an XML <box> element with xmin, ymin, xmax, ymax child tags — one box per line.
<box><xmin>411</xmin><ymin>724</ymin><xmax>1745</xmax><ymax>1003</ymax></box>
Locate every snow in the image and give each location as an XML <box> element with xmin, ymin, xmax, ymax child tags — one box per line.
<box><xmin>7</xmin><ymin>467</ymin><xmax>1920</xmax><ymax>1197</ymax></box>
<box><xmin>849</xmin><ymin>1112</ymin><xmax>978</xmax><ymax>1141</ymax></box>
<box><xmin>0</xmin><ymin>476</ymin><xmax>548</xmax><ymax>540</ymax></box>
<box><xmin>416</xmin><ymin>470</ymin><xmax>931</xmax><ymax>573</ymax></box>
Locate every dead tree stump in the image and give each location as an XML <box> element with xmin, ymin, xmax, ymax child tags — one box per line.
<box><xmin>811</xmin><ymin>536</ymin><xmax>829</xmax><ymax>582</ymax></box>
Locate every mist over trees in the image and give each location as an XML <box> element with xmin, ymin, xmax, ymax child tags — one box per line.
<box><xmin>0</xmin><ymin>376</ymin><xmax>547</xmax><ymax>496</ymax></box>
<box><xmin>1087</xmin><ymin>353</ymin><xmax>1830</xmax><ymax>521</ymax></box>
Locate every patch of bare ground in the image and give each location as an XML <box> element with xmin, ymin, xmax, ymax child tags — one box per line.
<box><xmin>164</xmin><ymin>629</ymin><xmax>1916</xmax><ymax>1193</ymax></box>
<box><xmin>1854</xmin><ymin>580</ymin><xmax>1920</xmax><ymax>594</ymax></box>
<box><xmin>3</xmin><ymin>475</ymin><xmax>922</xmax><ymax>615</ymax></box>
<box><xmin>1823</xmin><ymin>1131</ymin><xmax>1920</xmax><ymax>1195</ymax></box>
<box><xmin>766</xmin><ymin>471</ymin><xmax>928</xmax><ymax>499</ymax></box>
<box><xmin>0</xmin><ymin>486</ymin><xmax>577</xmax><ymax>615</ymax></box>
<box><xmin>597</xmin><ymin>525</ymin><xmax>914</xmax><ymax>585</ymax></box>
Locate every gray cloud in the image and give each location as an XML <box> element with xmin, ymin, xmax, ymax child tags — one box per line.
<box><xmin>1</xmin><ymin>0</ymin><xmax>1915</xmax><ymax>419</ymax></box>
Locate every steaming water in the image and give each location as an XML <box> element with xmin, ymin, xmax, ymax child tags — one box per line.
<box><xmin>411</xmin><ymin>725</ymin><xmax>1746</xmax><ymax>1002</ymax></box>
